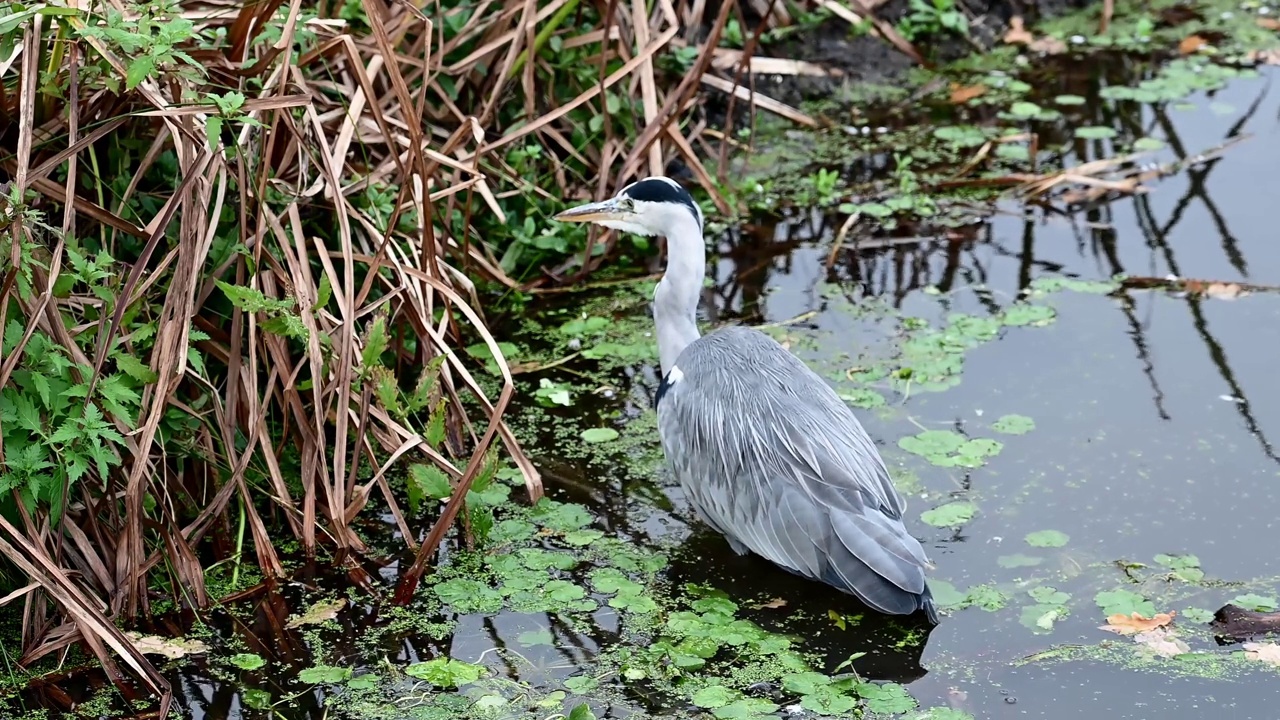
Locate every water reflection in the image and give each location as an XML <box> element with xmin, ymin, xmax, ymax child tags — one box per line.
<box><xmin>699</xmin><ymin>68</ymin><xmax>1280</xmax><ymax>718</ymax></box>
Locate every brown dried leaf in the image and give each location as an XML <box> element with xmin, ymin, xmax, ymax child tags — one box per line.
<box><xmin>1134</xmin><ymin>627</ymin><xmax>1191</xmax><ymax>658</ymax></box>
<box><xmin>752</xmin><ymin>598</ymin><xmax>789</xmax><ymax>609</ymax></box>
<box><xmin>1179</xmin><ymin>35</ymin><xmax>1208</xmax><ymax>55</ymax></box>
<box><xmin>1029</xmin><ymin>36</ymin><xmax>1068</xmax><ymax>54</ymax></box>
<box><xmin>1257</xmin><ymin>17</ymin><xmax>1280</xmax><ymax>30</ymax></box>
<box><xmin>1101</xmin><ymin>611</ymin><xmax>1176</xmax><ymax>635</ymax></box>
<box><xmin>124</xmin><ymin>632</ymin><xmax>209</xmax><ymax>660</ymax></box>
<box><xmin>1205</xmin><ymin>282</ymin><xmax>1245</xmax><ymax>300</ymax></box>
<box><xmin>950</xmin><ymin>83</ymin><xmax>987</xmax><ymax>104</ymax></box>
<box><xmin>1003</xmin><ymin>16</ymin><xmax>1034</xmax><ymax>45</ymax></box>
<box><xmin>1249</xmin><ymin>48</ymin><xmax>1280</xmax><ymax>64</ymax></box>
<box><xmin>1243</xmin><ymin>642</ymin><xmax>1280</xmax><ymax>666</ymax></box>
<box><xmin>285</xmin><ymin>598</ymin><xmax>347</xmax><ymax>628</ymax></box>
<box><xmin>1003</xmin><ymin>16</ymin><xmax>1067</xmax><ymax>54</ymax></box>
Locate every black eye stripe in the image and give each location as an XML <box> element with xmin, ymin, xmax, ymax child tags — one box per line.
<box><xmin>621</xmin><ymin>177</ymin><xmax>702</xmax><ymax>231</ymax></box>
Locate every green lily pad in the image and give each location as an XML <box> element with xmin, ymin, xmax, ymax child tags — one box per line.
<box><xmin>580</xmin><ymin>427</ymin><xmax>619</xmax><ymax>443</ymax></box>
<box><xmin>404</xmin><ymin>658</ymin><xmax>485</xmax><ymax>687</ymax></box>
<box><xmin>1074</xmin><ymin>125</ymin><xmax>1118</xmax><ymax>139</ymax></box>
<box><xmin>298</xmin><ymin>665</ymin><xmax>352</xmax><ymax>684</ymax></box>
<box><xmin>1095</xmin><ymin>589</ymin><xmax>1156</xmax><ymax>617</ymax></box>
<box><xmin>920</xmin><ymin>501</ymin><xmax>977</xmax><ymax>528</ymax></box>
<box><xmin>1025</xmin><ymin>530</ymin><xmax>1069</xmax><ymax>548</ymax></box>
<box><xmin>992</xmin><ymin>414</ymin><xmax>1035</xmax><ymax>435</ymax></box>
<box><xmin>1231</xmin><ymin>594</ymin><xmax>1278</xmax><ymax>612</ymax></box>
<box><xmin>1001</xmin><ymin>303</ymin><xmax>1056</xmax><ymax>327</ymax></box>
<box><xmin>899</xmin><ymin>430</ymin><xmax>1003</xmax><ymax>468</ymax></box>
<box><xmin>228</xmin><ymin>653</ymin><xmax>265</xmax><ymax>670</ymax></box>
<box><xmin>692</xmin><ymin>685</ymin><xmax>736</xmax><ymax>709</ymax></box>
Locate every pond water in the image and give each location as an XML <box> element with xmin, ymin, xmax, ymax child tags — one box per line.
<box><xmin>36</xmin><ymin>55</ymin><xmax>1280</xmax><ymax>720</ymax></box>
<box><xmin>728</xmin><ymin>68</ymin><xmax>1280</xmax><ymax>716</ymax></box>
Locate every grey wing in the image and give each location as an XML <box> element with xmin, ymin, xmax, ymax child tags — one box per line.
<box><xmin>657</xmin><ymin>328</ymin><xmax>931</xmax><ymax>615</ymax></box>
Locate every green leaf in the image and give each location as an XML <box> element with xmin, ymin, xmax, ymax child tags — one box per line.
<box><xmin>314</xmin><ymin>273</ymin><xmax>333</xmax><ymax>311</ymax></box>
<box><xmin>927</xmin><ymin>579</ymin><xmax>966</xmax><ymax>609</ymax></box>
<box><xmin>963</xmin><ymin>584</ymin><xmax>1008</xmax><ymax>611</ymax></box>
<box><xmin>1054</xmin><ymin>94</ymin><xmax>1086</xmax><ymax>105</ymax></box>
<box><xmin>409</xmin><ymin>463</ymin><xmax>452</xmax><ymax>502</ymax></box>
<box><xmin>781</xmin><ymin>671</ymin><xmax>831</xmax><ymax>695</ymax></box>
<box><xmin>298</xmin><ymin>665</ymin><xmax>352</xmax><ymax>684</ymax></box>
<box><xmin>899</xmin><ymin>430</ymin><xmax>1002</xmax><ymax>468</ymax></box>
<box><xmin>205</xmin><ymin>115</ymin><xmax>223</xmax><ymax>148</ymax></box>
<box><xmin>1095</xmin><ymin>589</ymin><xmax>1156</xmax><ymax>617</ymax></box>
<box><xmin>1133</xmin><ymin>137</ymin><xmax>1166</xmax><ymax>151</ymax></box>
<box><xmin>1008</xmin><ymin>101</ymin><xmax>1043</xmax><ymax>119</ymax></box>
<box><xmin>998</xmin><ymin>553</ymin><xmax>1043</xmax><ymax>568</ymax></box>
<box><xmin>920</xmin><ymin>501</ymin><xmax>976</xmax><ymax>528</ymax></box>
<box><xmin>362</xmin><ymin>316</ymin><xmax>389</xmax><ymax>370</ymax></box>
<box><xmin>567</xmin><ymin>704</ymin><xmax>597</xmax><ymax>720</ymax></box>
<box><xmin>564</xmin><ymin>675</ymin><xmax>599</xmax><ymax>694</ymax></box>
<box><xmin>1181</xmin><ymin>607</ymin><xmax>1214</xmax><ymax>624</ymax></box>
<box><xmin>1000</xmin><ymin>303</ymin><xmax>1056</xmax><ymax>327</ymax></box>
<box><xmin>712</xmin><ymin>698</ymin><xmax>779</xmax><ymax>719</ymax></box>
<box><xmin>114</xmin><ymin>354</ymin><xmax>158</xmax><ymax>384</ymax></box>
<box><xmin>692</xmin><ymin>685</ymin><xmax>735</xmax><ymax>708</ymax></box>
<box><xmin>229</xmin><ymin>653</ymin><xmax>265</xmax><ymax>670</ymax></box>
<box><xmin>1028</xmin><ymin>586</ymin><xmax>1070</xmax><ymax>605</ymax></box>
<box><xmin>1074</xmin><ymin>126</ymin><xmax>1118</xmax><ymax>140</ymax></box>
<box><xmin>347</xmin><ymin>675</ymin><xmax>378</xmax><ymax>690</ymax></box>
<box><xmin>1024</xmin><ymin>530</ymin><xmax>1069</xmax><ymax>548</ymax></box>
<box><xmin>800</xmin><ymin>685</ymin><xmax>856</xmax><ymax>714</ymax></box>
<box><xmin>125</xmin><ymin>56</ymin><xmax>155</xmax><ymax>90</ymax></box>
<box><xmin>580</xmin><ymin>427</ymin><xmax>619</xmax><ymax>444</ymax></box>
<box><xmin>404</xmin><ymin>658</ymin><xmax>485</xmax><ymax>687</ymax></box>
<box><xmin>433</xmin><ymin>578</ymin><xmax>502</xmax><ymax>613</ymax></box>
<box><xmin>1020</xmin><ymin>604</ymin><xmax>1066</xmax><ymax>632</ymax></box>
<box><xmin>857</xmin><ymin>682</ymin><xmax>917</xmax><ymax>714</ymax></box>
<box><xmin>992</xmin><ymin>414</ymin><xmax>1035</xmax><ymax>435</ymax></box>
<box><xmin>1154</xmin><ymin>554</ymin><xmax>1204</xmax><ymax>582</ymax></box>
<box><xmin>1231</xmin><ymin>593</ymin><xmax>1278</xmax><ymax>612</ymax></box>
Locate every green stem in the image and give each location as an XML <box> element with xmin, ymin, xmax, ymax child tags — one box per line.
<box><xmin>506</xmin><ymin>0</ymin><xmax>580</xmax><ymax>80</ymax></box>
<box><xmin>231</xmin><ymin>495</ymin><xmax>246</xmax><ymax>587</ymax></box>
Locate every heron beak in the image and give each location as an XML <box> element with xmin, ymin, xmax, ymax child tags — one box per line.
<box><xmin>554</xmin><ymin>198</ymin><xmax>627</xmax><ymax>224</ymax></box>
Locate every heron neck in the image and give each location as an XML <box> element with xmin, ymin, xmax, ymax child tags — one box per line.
<box><xmin>654</xmin><ymin>214</ymin><xmax>705</xmax><ymax>376</ymax></box>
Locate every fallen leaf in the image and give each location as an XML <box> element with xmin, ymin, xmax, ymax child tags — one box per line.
<box><xmin>1205</xmin><ymin>282</ymin><xmax>1244</xmax><ymax>300</ymax></box>
<box><xmin>286</xmin><ymin>598</ymin><xmax>347</xmax><ymax>628</ymax></box>
<box><xmin>1101</xmin><ymin>610</ymin><xmax>1176</xmax><ymax>635</ymax></box>
<box><xmin>1003</xmin><ymin>16</ymin><xmax>1033</xmax><ymax>45</ymax></box>
<box><xmin>1029</xmin><ymin>36</ymin><xmax>1068</xmax><ymax>54</ymax></box>
<box><xmin>1248</xmin><ymin>48</ymin><xmax>1280</xmax><ymax>65</ymax></box>
<box><xmin>950</xmin><ymin>83</ymin><xmax>987</xmax><ymax>104</ymax></box>
<box><xmin>1134</xmin><ymin>627</ymin><xmax>1190</xmax><ymax>657</ymax></box>
<box><xmin>125</xmin><ymin>632</ymin><xmax>209</xmax><ymax>660</ymax></box>
<box><xmin>1257</xmin><ymin>17</ymin><xmax>1280</xmax><ymax>30</ymax></box>
<box><xmin>751</xmin><ymin>597</ymin><xmax>789</xmax><ymax>609</ymax></box>
<box><xmin>1179</xmin><ymin>35</ymin><xmax>1207</xmax><ymax>55</ymax></box>
<box><xmin>1243</xmin><ymin>642</ymin><xmax>1280</xmax><ymax>666</ymax></box>
<box><xmin>1002</xmin><ymin>17</ymin><xmax>1067</xmax><ymax>54</ymax></box>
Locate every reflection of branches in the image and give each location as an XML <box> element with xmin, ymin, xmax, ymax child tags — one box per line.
<box><xmin>1116</xmin><ymin>296</ymin><xmax>1170</xmax><ymax>420</ymax></box>
<box><xmin>1126</xmin><ymin>86</ymin><xmax>1280</xmax><ymax>465</ymax></box>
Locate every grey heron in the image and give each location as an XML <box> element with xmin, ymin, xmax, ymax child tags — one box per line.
<box><xmin>555</xmin><ymin>177</ymin><xmax>938</xmax><ymax>623</ymax></box>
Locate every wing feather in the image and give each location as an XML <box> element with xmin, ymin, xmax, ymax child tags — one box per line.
<box><xmin>657</xmin><ymin>325</ymin><xmax>933</xmax><ymax>617</ymax></box>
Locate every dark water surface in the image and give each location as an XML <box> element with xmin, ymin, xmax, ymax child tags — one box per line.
<box><xmin>700</xmin><ymin>70</ymin><xmax>1280</xmax><ymax>716</ymax></box>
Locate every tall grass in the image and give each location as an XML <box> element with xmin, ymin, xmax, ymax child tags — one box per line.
<box><xmin>0</xmin><ymin>0</ymin><xmax>812</xmax><ymax>706</ymax></box>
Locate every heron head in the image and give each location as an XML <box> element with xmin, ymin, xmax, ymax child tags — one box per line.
<box><xmin>554</xmin><ymin>176</ymin><xmax>704</xmax><ymax>238</ymax></box>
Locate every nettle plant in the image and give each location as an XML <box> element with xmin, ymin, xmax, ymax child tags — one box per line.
<box><xmin>0</xmin><ymin>248</ymin><xmax>154</xmax><ymax>521</ymax></box>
